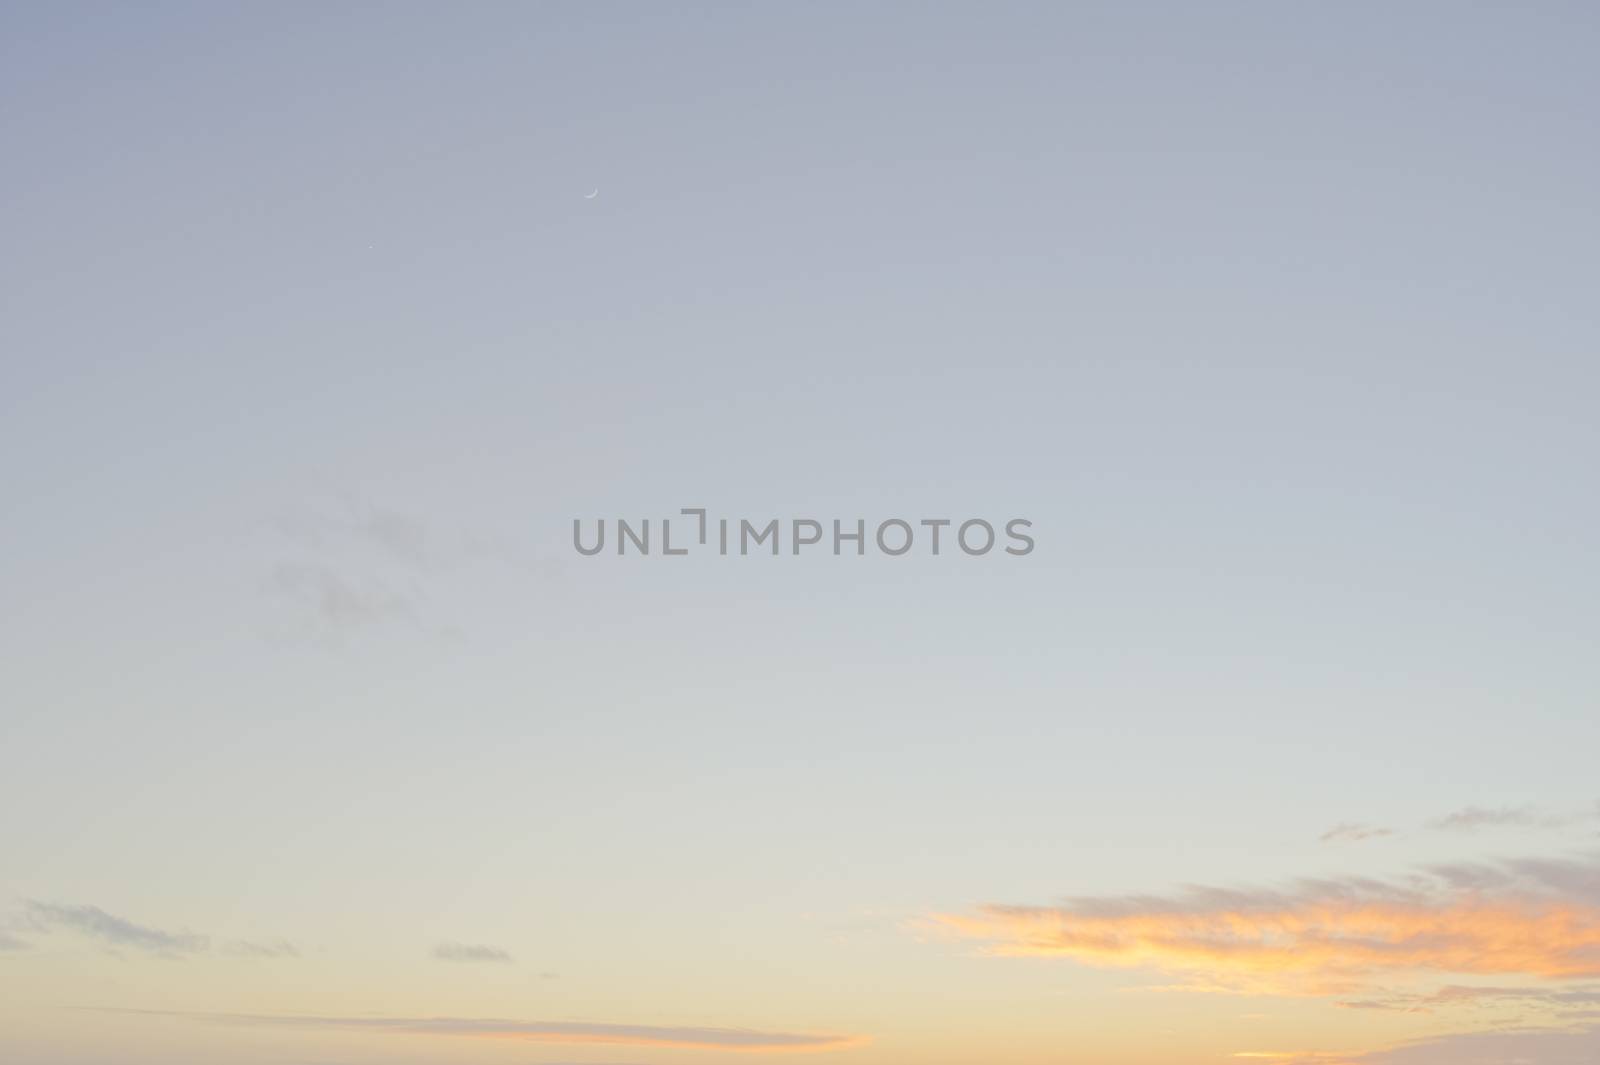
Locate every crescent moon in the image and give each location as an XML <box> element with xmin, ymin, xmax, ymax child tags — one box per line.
<box><xmin>585</xmin><ymin>189</ymin><xmax>599</xmax><ymax>199</ymax></box>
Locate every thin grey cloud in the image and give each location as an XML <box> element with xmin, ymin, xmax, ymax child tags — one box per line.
<box><xmin>1333</xmin><ymin>999</ymin><xmax>1428</xmax><ymax>1014</ymax></box>
<box><xmin>268</xmin><ymin>502</ymin><xmax>520</xmax><ymax>573</ymax></box>
<box><xmin>19</xmin><ymin>902</ymin><xmax>296</xmax><ymax>962</ymax></box>
<box><xmin>1335</xmin><ymin>983</ymin><xmax>1600</xmax><ymax>1014</ymax></box>
<box><xmin>1247</xmin><ymin>1026</ymin><xmax>1600</xmax><ymax>1065</ymax></box>
<box><xmin>1359</xmin><ymin>1023</ymin><xmax>1600</xmax><ymax>1065</ymax></box>
<box><xmin>26</xmin><ymin>902</ymin><xmax>208</xmax><ymax>957</ymax></box>
<box><xmin>354</xmin><ymin>509</ymin><xmax>431</xmax><ymax>566</ymax></box>
<box><xmin>269</xmin><ymin>504</ymin><xmax>434</xmax><ymax>567</ymax></box>
<box><xmin>260</xmin><ymin>502</ymin><xmax>532</xmax><ymax>643</ymax></box>
<box><xmin>1426</xmin><ymin>853</ymin><xmax>1600</xmax><ymax>899</ymax></box>
<box><xmin>1319</xmin><ymin>823</ymin><xmax>1395</xmax><ymax>844</ymax></box>
<box><xmin>1319</xmin><ymin>801</ymin><xmax>1600</xmax><ymax>843</ymax></box>
<box><xmin>431</xmin><ymin>941</ymin><xmax>512</xmax><ymax>964</ymax></box>
<box><xmin>1427</xmin><ymin>984</ymin><xmax>1600</xmax><ymax>1007</ymax></box>
<box><xmin>223</xmin><ymin>938</ymin><xmax>299</xmax><ymax>959</ymax></box>
<box><xmin>0</xmin><ymin>930</ymin><xmax>29</xmax><ymax>951</ymax></box>
<box><xmin>268</xmin><ymin>562</ymin><xmax>412</xmax><ymax>630</ymax></box>
<box><xmin>1430</xmin><ymin>805</ymin><xmax>1564</xmax><ymax>832</ymax></box>
<box><xmin>83</xmin><ymin>1008</ymin><xmax>865</xmax><ymax>1051</ymax></box>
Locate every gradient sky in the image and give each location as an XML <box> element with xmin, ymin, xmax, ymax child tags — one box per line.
<box><xmin>4</xmin><ymin>4</ymin><xmax>1600</xmax><ymax>1064</ymax></box>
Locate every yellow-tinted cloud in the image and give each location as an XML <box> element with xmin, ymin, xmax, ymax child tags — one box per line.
<box><xmin>933</xmin><ymin>854</ymin><xmax>1600</xmax><ymax>995</ymax></box>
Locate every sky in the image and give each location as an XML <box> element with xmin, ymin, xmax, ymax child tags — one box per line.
<box><xmin>3</xmin><ymin>3</ymin><xmax>1600</xmax><ymax>1063</ymax></box>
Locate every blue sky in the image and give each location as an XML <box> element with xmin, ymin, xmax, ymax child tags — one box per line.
<box><xmin>3</xmin><ymin>4</ymin><xmax>1600</xmax><ymax>1063</ymax></box>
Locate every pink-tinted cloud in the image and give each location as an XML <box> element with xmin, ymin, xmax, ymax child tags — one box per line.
<box><xmin>89</xmin><ymin>1008</ymin><xmax>865</xmax><ymax>1053</ymax></box>
<box><xmin>1319</xmin><ymin>823</ymin><xmax>1395</xmax><ymax>844</ymax></box>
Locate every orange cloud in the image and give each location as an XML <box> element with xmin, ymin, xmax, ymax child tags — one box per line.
<box><xmin>932</xmin><ymin>854</ymin><xmax>1600</xmax><ymax>995</ymax></box>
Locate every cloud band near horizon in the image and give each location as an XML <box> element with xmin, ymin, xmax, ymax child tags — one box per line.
<box><xmin>932</xmin><ymin>853</ymin><xmax>1600</xmax><ymax>994</ymax></box>
<box><xmin>84</xmin><ymin>1008</ymin><xmax>867</xmax><ymax>1053</ymax></box>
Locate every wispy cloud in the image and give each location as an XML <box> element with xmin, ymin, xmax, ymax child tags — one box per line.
<box><xmin>1334</xmin><ymin>982</ymin><xmax>1600</xmax><ymax>1014</ymax></box>
<box><xmin>431</xmin><ymin>941</ymin><xmax>512</xmax><ymax>963</ymax></box>
<box><xmin>19</xmin><ymin>902</ymin><xmax>294</xmax><ymax>961</ymax></box>
<box><xmin>931</xmin><ymin>853</ymin><xmax>1600</xmax><ymax>995</ymax></box>
<box><xmin>260</xmin><ymin>501</ymin><xmax>531</xmax><ymax>642</ymax></box>
<box><xmin>267</xmin><ymin>562</ymin><xmax>412</xmax><ymax>631</ymax></box>
<box><xmin>269</xmin><ymin>504</ymin><xmax>438</xmax><ymax>568</ymax></box>
<box><xmin>1361</xmin><ymin>1025</ymin><xmax>1600</xmax><ymax>1064</ymax></box>
<box><xmin>1429</xmin><ymin>804</ymin><xmax>1576</xmax><ymax>833</ymax></box>
<box><xmin>86</xmin><ymin>1008</ymin><xmax>865</xmax><ymax>1053</ymax></box>
<box><xmin>222</xmin><ymin>938</ymin><xmax>299</xmax><ymax>959</ymax></box>
<box><xmin>1319</xmin><ymin>823</ymin><xmax>1394</xmax><ymax>844</ymax></box>
<box><xmin>259</xmin><ymin>503</ymin><xmax>431</xmax><ymax>641</ymax></box>
<box><xmin>0</xmin><ymin>930</ymin><xmax>28</xmax><ymax>951</ymax></box>
<box><xmin>1315</xmin><ymin>800</ymin><xmax>1600</xmax><ymax>843</ymax></box>
<box><xmin>351</xmin><ymin>508</ymin><xmax>431</xmax><ymax>566</ymax></box>
<box><xmin>25</xmin><ymin>902</ymin><xmax>208</xmax><ymax>957</ymax></box>
<box><xmin>1332</xmin><ymin>1000</ymin><xmax>1429</xmax><ymax>1014</ymax></box>
<box><xmin>1240</xmin><ymin>1023</ymin><xmax>1600</xmax><ymax>1065</ymax></box>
